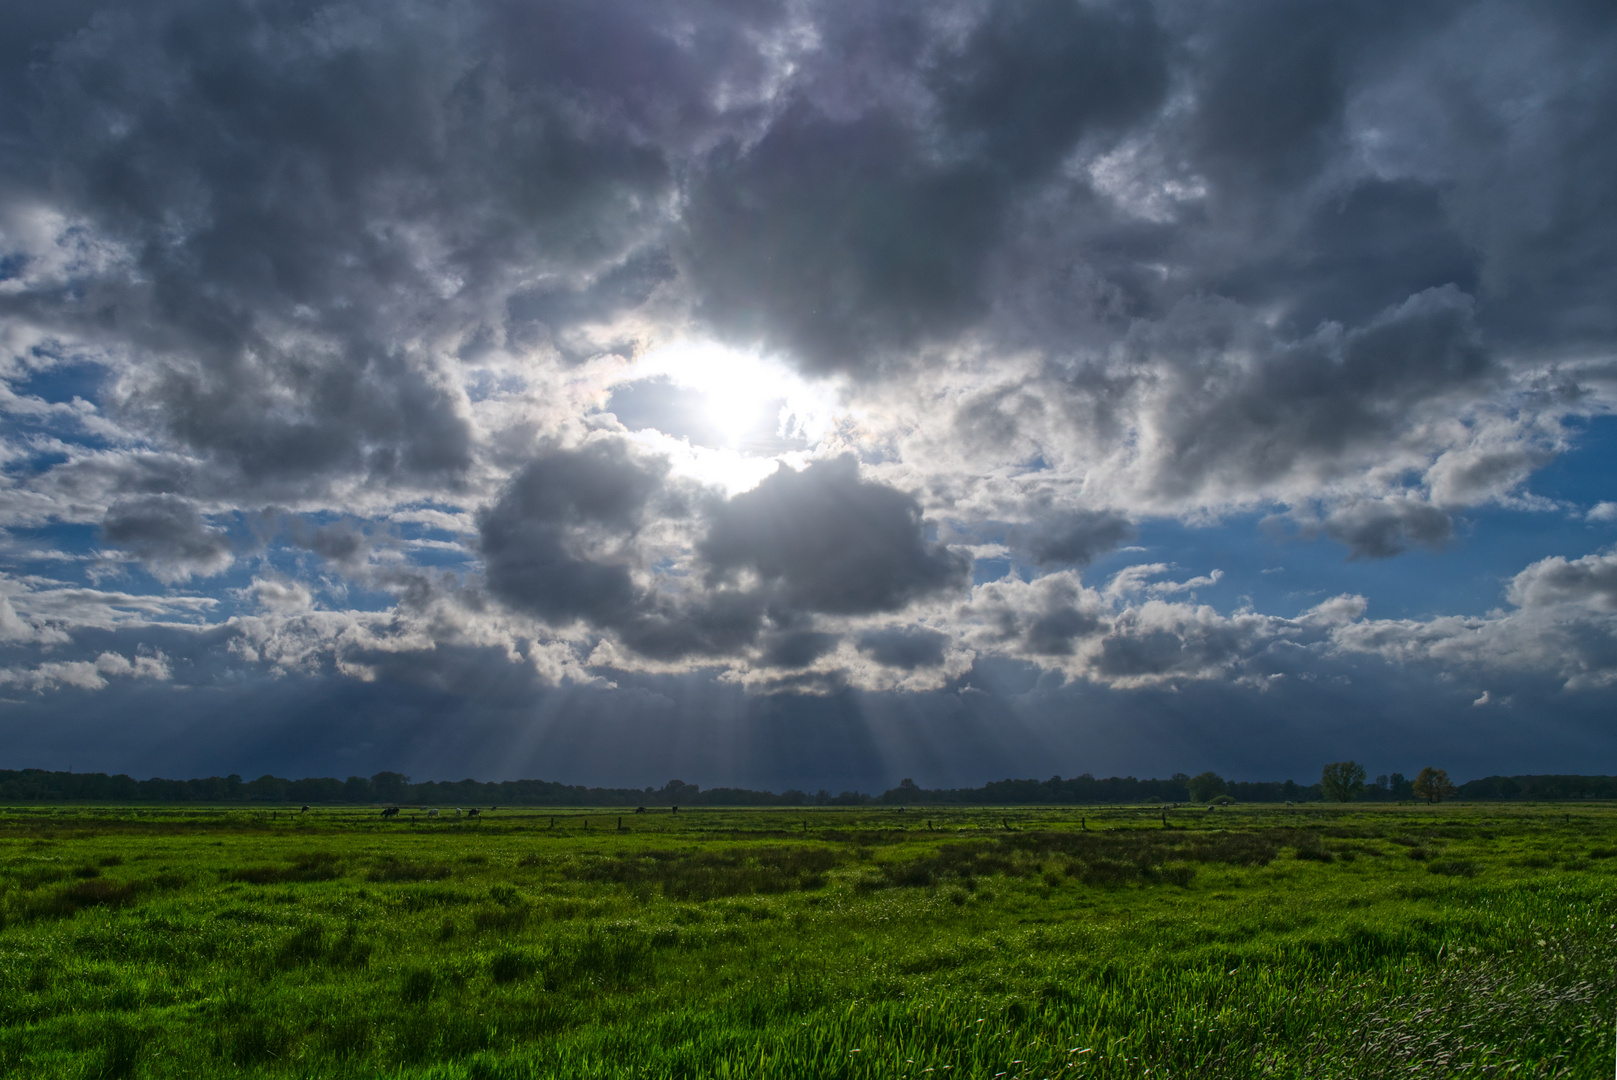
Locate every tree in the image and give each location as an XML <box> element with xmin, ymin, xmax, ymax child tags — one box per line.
<box><xmin>1186</xmin><ymin>771</ymin><xmax>1227</xmax><ymax>803</ymax></box>
<box><xmin>371</xmin><ymin>771</ymin><xmax>412</xmax><ymax>803</ymax></box>
<box><xmin>1412</xmin><ymin>766</ymin><xmax>1457</xmax><ymax>804</ymax></box>
<box><xmin>1320</xmin><ymin>761</ymin><xmax>1367</xmax><ymax>802</ymax></box>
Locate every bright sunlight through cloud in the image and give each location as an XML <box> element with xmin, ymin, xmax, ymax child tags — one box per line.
<box><xmin>617</xmin><ymin>341</ymin><xmax>843</xmax><ymax>492</ymax></box>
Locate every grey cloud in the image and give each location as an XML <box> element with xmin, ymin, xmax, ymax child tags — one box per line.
<box><xmin>507</xmin><ymin>250</ymin><xmax>678</xmax><ymax>357</ymax></box>
<box><xmin>683</xmin><ymin>105</ymin><xmax>1004</xmax><ymax>376</ymax></box>
<box><xmin>478</xmin><ymin>448</ymin><xmax>969</xmax><ymax>666</ymax></box>
<box><xmin>1026</xmin><ymin>606</ymin><xmax>1106</xmax><ymax>656</ymax></box>
<box><xmin>611</xmin><ymin>590</ymin><xmax>771</xmax><ymax>663</ymax></box>
<box><xmin>701</xmin><ymin>456</ymin><xmax>970</xmax><ymax>616</ymax></box>
<box><xmin>1427</xmin><ymin>441</ymin><xmax>1555</xmax><ymax>509</ymax></box>
<box><xmin>101</xmin><ymin>495</ymin><xmax>233</xmax><ymax>583</ymax></box>
<box><xmin>1219</xmin><ymin>179</ymin><xmax>1482</xmax><ymax>339</ymax></box>
<box><xmin>683</xmin><ymin>0</ymin><xmax>1168</xmax><ymax>376</ymax></box>
<box><xmin>1507</xmin><ymin>550</ymin><xmax>1617</xmax><ymax>611</ymax></box>
<box><xmin>936</xmin><ymin>0</ymin><xmax>1168</xmax><ymax>177</ymax></box>
<box><xmin>964</xmin><ymin>572</ymin><xmax>1108</xmax><ymax>658</ymax></box>
<box><xmin>857</xmin><ymin>627</ymin><xmax>949</xmax><ymax>670</ymax></box>
<box><xmin>1331</xmin><ymin>552</ymin><xmax>1617</xmax><ymax>690</ymax></box>
<box><xmin>1185</xmin><ymin>0</ymin><xmax>1423</xmax><ymax>186</ymax></box>
<box><xmin>1027</xmin><ymin>510</ymin><xmax>1135</xmax><ymax>567</ymax></box>
<box><xmin>956</xmin><ymin>568</ymin><xmax>1299</xmax><ymax>687</ymax></box>
<box><xmin>1126</xmin><ymin>285</ymin><xmax>1491</xmax><ymax>502</ymax></box>
<box><xmin>1</xmin><ymin>0</ymin><xmax>1616</xmax><ymax>728</ymax></box>
<box><xmin>1090</xmin><ymin>612</ymin><xmax>1259</xmax><ymax>683</ymax></box>
<box><xmin>478</xmin><ymin>439</ymin><xmax>677</xmax><ymax>628</ymax></box>
<box><xmin>2</xmin><ymin>0</ymin><xmax>1605</xmax><ymax>514</ymax></box>
<box><xmin>6</xmin><ymin>0</ymin><xmax>722</xmax><ymax>492</ymax></box>
<box><xmin>1319</xmin><ymin>497</ymin><xmax>1453</xmax><ymax>560</ymax></box>
<box><xmin>760</xmin><ymin>631</ymin><xmax>840</xmax><ymax>669</ymax></box>
<box><xmin>281</xmin><ymin>518</ymin><xmax>374</xmax><ymax>572</ymax></box>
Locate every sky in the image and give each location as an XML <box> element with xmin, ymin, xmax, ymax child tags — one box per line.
<box><xmin>1</xmin><ymin>0</ymin><xmax>1616</xmax><ymax>790</ymax></box>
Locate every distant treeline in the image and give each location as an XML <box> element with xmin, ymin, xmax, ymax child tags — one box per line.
<box><xmin>1</xmin><ymin>767</ymin><xmax>1615</xmax><ymax>805</ymax></box>
<box><xmin>1457</xmin><ymin>775</ymin><xmax>1617</xmax><ymax>801</ymax></box>
<box><xmin>881</xmin><ymin>775</ymin><xmax>1323</xmax><ymax>804</ymax></box>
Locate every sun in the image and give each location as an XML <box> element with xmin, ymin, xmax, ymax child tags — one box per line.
<box><xmin>636</xmin><ymin>341</ymin><xmax>783</xmax><ymax>445</ymax></box>
<box><xmin>613</xmin><ymin>340</ymin><xmax>841</xmax><ymax>492</ymax></box>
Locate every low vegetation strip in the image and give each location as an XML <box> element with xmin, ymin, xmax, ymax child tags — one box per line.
<box><xmin>0</xmin><ymin>803</ymin><xmax>1610</xmax><ymax>1078</ymax></box>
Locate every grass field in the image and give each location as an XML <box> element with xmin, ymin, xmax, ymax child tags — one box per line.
<box><xmin>0</xmin><ymin>802</ymin><xmax>1612</xmax><ymax>1079</ymax></box>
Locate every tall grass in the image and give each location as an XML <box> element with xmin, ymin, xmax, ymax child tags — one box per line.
<box><xmin>0</xmin><ymin>803</ymin><xmax>1609</xmax><ymax>1077</ymax></box>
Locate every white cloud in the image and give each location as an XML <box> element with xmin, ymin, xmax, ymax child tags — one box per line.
<box><xmin>0</xmin><ymin>649</ymin><xmax>169</xmax><ymax>692</ymax></box>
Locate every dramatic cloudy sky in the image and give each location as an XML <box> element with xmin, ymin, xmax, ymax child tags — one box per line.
<box><xmin>1</xmin><ymin>0</ymin><xmax>1615</xmax><ymax>788</ymax></box>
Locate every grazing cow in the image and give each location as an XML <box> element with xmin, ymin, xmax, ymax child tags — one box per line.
<box><xmin>454</xmin><ymin>808</ymin><xmax>463</xmax><ymax>818</ymax></box>
<box><xmin>634</xmin><ymin>806</ymin><xmax>646</xmax><ymax>814</ymax></box>
<box><xmin>381</xmin><ymin>806</ymin><xmax>399</xmax><ymax>818</ymax></box>
<box><xmin>428</xmin><ymin>808</ymin><xmax>440</xmax><ymax>818</ymax></box>
<box><xmin>467</xmin><ymin>808</ymin><xmax>481</xmax><ymax>818</ymax></box>
<box><xmin>300</xmin><ymin>805</ymin><xmax>310</xmax><ymax>813</ymax></box>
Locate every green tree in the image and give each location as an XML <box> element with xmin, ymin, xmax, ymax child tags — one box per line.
<box><xmin>371</xmin><ymin>771</ymin><xmax>412</xmax><ymax>803</ymax></box>
<box><xmin>1186</xmin><ymin>771</ymin><xmax>1227</xmax><ymax>803</ymax></box>
<box><xmin>1320</xmin><ymin>761</ymin><xmax>1367</xmax><ymax>802</ymax></box>
<box><xmin>1412</xmin><ymin>766</ymin><xmax>1457</xmax><ymax>804</ymax></box>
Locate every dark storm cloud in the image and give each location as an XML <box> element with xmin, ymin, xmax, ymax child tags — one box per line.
<box><xmin>101</xmin><ymin>495</ymin><xmax>233</xmax><ymax>582</ymax></box>
<box><xmin>700</xmin><ymin>456</ymin><xmax>971</xmax><ymax>616</ymax></box>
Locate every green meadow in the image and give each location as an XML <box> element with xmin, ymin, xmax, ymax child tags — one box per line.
<box><xmin>0</xmin><ymin>802</ymin><xmax>1611</xmax><ymax>1079</ymax></box>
